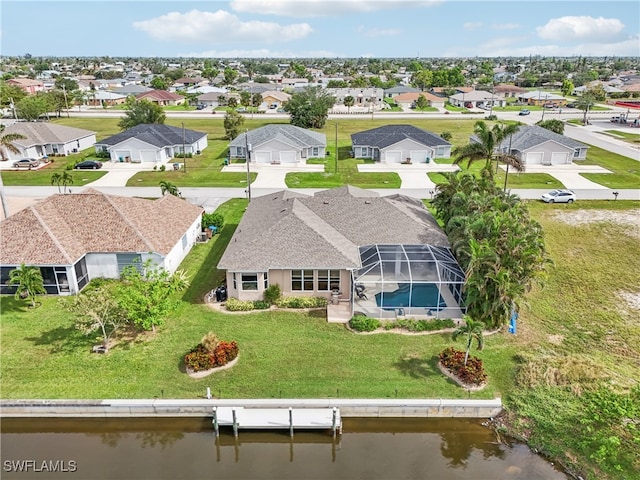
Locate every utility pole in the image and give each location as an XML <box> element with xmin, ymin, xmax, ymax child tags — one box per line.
<box><xmin>182</xmin><ymin>122</ymin><xmax>187</xmax><ymax>173</ymax></box>
<box><xmin>62</xmin><ymin>84</ymin><xmax>70</xmax><ymax>118</ymax></box>
<box><xmin>244</xmin><ymin>129</ymin><xmax>252</xmax><ymax>202</ymax></box>
<box><xmin>334</xmin><ymin>121</ymin><xmax>338</xmax><ymax>174</ymax></box>
<box><xmin>0</xmin><ymin>172</ymin><xmax>9</xmax><ymax>220</ymax></box>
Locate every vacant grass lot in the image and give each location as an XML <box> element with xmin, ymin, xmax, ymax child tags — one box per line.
<box><xmin>14</xmin><ymin>116</ymin><xmax>635</xmax><ymax>190</ymax></box>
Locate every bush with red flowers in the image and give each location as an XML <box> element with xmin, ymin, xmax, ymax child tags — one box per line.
<box><xmin>438</xmin><ymin>347</ymin><xmax>487</xmax><ymax>387</ymax></box>
<box><xmin>184</xmin><ymin>332</ymin><xmax>238</xmax><ymax>372</ymax></box>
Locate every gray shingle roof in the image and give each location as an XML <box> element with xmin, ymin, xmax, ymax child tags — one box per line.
<box><xmin>218</xmin><ymin>186</ymin><xmax>450</xmax><ymax>271</ymax></box>
<box><xmin>496</xmin><ymin>125</ymin><xmax>588</xmax><ymax>152</ymax></box>
<box><xmin>229</xmin><ymin>124</ymin><xmax>326</xmax><ymax>149</ymax></box>
<box><xmin>97</xmin><ymin>124</ymin><xmax>206</xmax><ymax>148</ymax></box>
<box><xmin>351</xmin><ymin>125</ymin><xmax>451</xmax><ymax>149</ymax></box>
<box><xmin>4</xmin><ymin>123</ymin><xmax>95</xmax><ymax>148</ymax></box>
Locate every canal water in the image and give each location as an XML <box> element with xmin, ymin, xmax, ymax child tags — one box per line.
<box><xmin>1</xmin><ymin>417</ymin><xmax>567</xmax><ymax>479</ymax></box>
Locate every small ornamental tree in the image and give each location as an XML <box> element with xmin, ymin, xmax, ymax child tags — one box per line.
<box><xmin>452</xmin><ymin>316</ymin><xmax>485</xmax><ymax>366</ymax></box>
<box><xmin>118</xmin><ymin>261</ymin><xmax>189</xmax><ymax>332</ymax></box>
<box><xmin>9</xmin><ymin>264</ymin><xmax>46</xmax><ymax>308</ymax></box>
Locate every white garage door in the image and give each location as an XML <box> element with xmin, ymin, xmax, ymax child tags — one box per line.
<box><xmin>279</xmin><ymin>151</ymin><xmax>297</xmax><ymax>163</ymax></box>
<box><xmin>384</xmin><ymin>150</ymin><xmax>403</xmax><ymax>163</ymax></box>
<box><xmin>551</xmin><ymin>152</ymin><xmax>569</xmax><ymax>165</ymax></box>
<box><xmin>525</xmin><ymin>152</ymin><xmax>544</xmax><ymax>165</ymax></box>
<box><xmin>140</xmin><ymin>150</ymin><xmax>156</xmax><ymax>162</ymax></box>
<box><xmin>254</xmin><ymin>151</ymin><xmax>271</xmax><ymax>163</ymax></box>
<box><xmin>410</xmin><ymin>150</ymin><xmax>429</xmax><ymax>163</ymax></box>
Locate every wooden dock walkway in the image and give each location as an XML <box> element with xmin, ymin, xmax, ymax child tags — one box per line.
<box><xmin>212</xmin><ymin>406</ymin><xmax>341</xmax><ymax>437</ymax></box>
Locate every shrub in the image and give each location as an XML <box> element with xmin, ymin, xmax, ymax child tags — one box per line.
<box><xmin>184</xmin><ymin>340</ymin><xmax>238</xmax><ymax>372</ymax></box>
<box><xmin>200</xmin><ymin>332</ymin><xmax>219</xmax><ymax>352</ymax></box>
<box><xmin>202</xmin><ymin>212</ymin><xmax>224</xmax><ymax>232</ymax></box>
<box><xmin>225</xmin><ymin>297</ymin><xmax>255</xmax><ymax>311</ymax></box>
<box><xmin>95</xmin><ymin>150</ymin><xmax>111</xmax><ymax>159</ymax></box>
<box><xmin>387</xmin><ymin>318</ymin><xmax>455</xmax><ymax>332</ymax></box>
<box><xmin>275</xmin><ymin>296</ymin><xmax>328</xmax><ymax>308</ymax></box>
<box><xmin>159</xmin><ymin>164</ymin><xmax>166</xmax><ymax>172</ymax></box>
<box><xmin>251</xmin><ymin>300</ymin><xmax>271</xmax><ymax>310</ymax></box>
<box><xmin>439</xmin><ymin>347</ymin><xmax>487</xmax><ymax>386</ymax></box>
<box><xmin>349</xmin><ymin>315</ymin><xmax>381</xmax><ymax>332</ymax></box>
<box><xmin>263</xmin><ymin>284</ymin><xmax>281</xmax><ymax>304</ymax></box>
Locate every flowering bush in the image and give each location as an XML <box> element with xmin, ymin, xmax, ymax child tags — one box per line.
<box><xmin>225</xmin><ymin>298</ymin><xmax>255</xmax><ymax>311</ymax></box>
<box><xmin>275</xmin><ymin>296</ymin><xmax>328</xmax><ymax>308</ymax></box>
<box><xmin>184</xmin><ymin>338</ymin><xmax>239</xmax><ymax>372</ymax></box>
<box><xmin>439</xmin><ymin>347</ymin><xmax>487</xmax><ymax>386</ymax></box>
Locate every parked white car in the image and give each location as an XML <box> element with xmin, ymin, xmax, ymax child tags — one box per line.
<box><xmin>541</xmin><ymin>189</ymin><xmax>576</xmax><ymax>203</ymax></box>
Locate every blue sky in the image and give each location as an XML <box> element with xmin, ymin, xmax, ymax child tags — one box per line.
<box><xmin>2</xmin><ymin>1</ymin><xmax>639</xmax><ymax>58</ymax></box>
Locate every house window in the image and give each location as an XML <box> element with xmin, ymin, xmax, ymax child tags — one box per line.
<box><xmin>264</xmin><ymin>273</ymin><xmax>269</xmax><ymax>289</ymax></box>
<box><xmin>116</xmin><ymin>254</ymin><xmax>143</xmax><ymax>275</ymax></box>
<box><xmin>236</xmin><ymin>146</ymin><xmax>243</xmax><ymax>156</ymax></box>
<box><xmin>74</xmin><ymin>257</ymin><xmax>89</xmax><ymax>291</ymax></box>
<box><xmin>241</xmin><ymin>274</ymin><xmax>258</xmax><ymax>291</ymax></box>
<box><xmin>292</xmin><ymin>270</ymin><xmax>314</xmax><ymax>291</ymax></box>
<box><xmin>181</xmin><ymin>234</ymin><xmax>188</xmax><ymax>249</ymax></box>
<box><xmin>232</xmin><ymin>273</ymin><xmax>237</xmax><ymax>290</ymax></box>
<box><xmin>312</xmin><ymin>147</ymin><xmax>319</xmax><ymax>157</ymax></box>
<box><xmin>362</xmin><ymin>147</ymin><xmax>369</xmax><ymax>157</ymax></box>
<box><xmin>317</xmin><ymin>270</ymin><xmax>340</xmax><ymax>291</ymax></box>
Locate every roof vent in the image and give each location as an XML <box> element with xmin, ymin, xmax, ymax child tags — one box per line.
<box><xmin>323</xmin><ymin>200</ymin><xmax>329</xmax><ymax>204</ymax></box>
<box><xmin>364</xmin><ymin>200</ymin><xmax>372</xmax><ymax>204</ymax></box>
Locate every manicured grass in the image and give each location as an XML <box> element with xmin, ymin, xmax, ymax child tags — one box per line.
<box><xmin>601</xmin><ymin>129</ymin><xmax>640</xmax><ymax>144</ymax></box>
<box><xmin>1</xmin><ymin>159</ymin><xmax>107</xmax><ymax>187</ymax></box>
<box><xmin>580</xmin><ymin>145</ymin><xmax>640</xmax><ymax>188</ymax></box>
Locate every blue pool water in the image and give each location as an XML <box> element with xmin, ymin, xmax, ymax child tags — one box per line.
<box><xmin>375</xmin><ymin>283</ymin><xmax>446</xmax><ymax>310</ymax></box>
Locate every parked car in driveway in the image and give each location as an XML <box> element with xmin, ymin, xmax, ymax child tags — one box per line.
<box><xmin>74</xmin><ymin>160</ymin><xmax>103</xmax><ymax>170</ymax></box>
<box><xmin>518</xmin><ymin>109</ymin><xmax>530</xmax><ymax>116</ymax></box>
<box><xmin>13</xmin><ymin>158</ymin><xmax>40</xmax><ymax>168</ymax></box>
<box><xmin>541</xmin><ymin>189</ymin><xmax>576</xmax><ymax>203</ymax></box>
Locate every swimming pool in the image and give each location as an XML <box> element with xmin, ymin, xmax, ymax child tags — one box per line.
<box><xmin>375</xmin><ymin>283</ymin><xmax>446</xmax><ymax>310</ymax></box>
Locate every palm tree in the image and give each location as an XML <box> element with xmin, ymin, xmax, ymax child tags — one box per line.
<box><xmin>9</xmin><ymin>264</ymin><xmax>47</xmax><ymax>308</ymax></box>
<box><xmin>60</xmin><ymin>171</ymin><xmax>74</xmax><ymax>193</ymax></box>
<box><xmin>0</xmin><ymin>124</ymin><xmax>26</xmax><ymax>161</ymax></box>
<box><xmin>159</xmin><ymin>180</ymin><xmax>181</xmax><ymax>197</ymax></box>
<box><xmin>50</xmin><ymin>172</ymin><xmax>62</xmax><ymax>193</ymax></box>
<box><xmin>452</xmin><ymin>316</ymin><xmax>485</xmax><ymax>366</ymax></box>
<box><xmin>452</xmin><ymin>121</ymin><xmax>524</xmax><ymax>179</ymax></box>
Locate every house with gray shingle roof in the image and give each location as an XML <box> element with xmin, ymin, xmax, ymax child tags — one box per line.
<box><xmin>218</xmin><ymin>186</ymin><xmax>465</xmax><ymax>320</ymax></box>
<box><xmin>229</xmin><ymin>124</ymin><xmax>326</xmax><ymax>164</ymax></box>
<box><xmin>493</xmin><ymin>125</ymin><xmax>589</xmax><ymax>165</ymax></box>
<box><xmin>1</xmin><ymin>123</ymin><xmax>96</xmax><ymax>161</ymax></box>
<box><xmin>0</xmin><ymin>190</ymin><xmax>203</xmax><ymax>295</ymax></box>
<box><xmin>95</xmin><ymin>124</ymin><xmax>208</xmax><ymax>163</ymax></box>
<box><xmin>351</xmin><ymin>125</ymin><xmax>451</xmax><ymax>164</ymax></box>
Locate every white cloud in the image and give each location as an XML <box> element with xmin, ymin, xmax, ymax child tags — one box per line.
<box><xmin>356</xmin><ymin>25</ymin><xmax>402</xmax><ymax>38</ymax></box>
<box><xmin>463</xmin><ymin>22</ymin><xmax>482</xmax><ymax>30</ymax></box>
<box><xmin>230</xmin><ymin>0</ymin><xmax>440</xmax><ymax>17</ymax></box>
<box><xmin>178</xmin><ymin>48</ymin><xmax>343</xmax><ymax>58</ymax></box>
<box><xmin>537</xmin><ymin>16</ymin><xmax>625</xmax><ymax>43</ymax></box>
<box><xmin>133</xmin><ymin>9</ymin><xmax>313</xmax><ymax>44</ymax></box>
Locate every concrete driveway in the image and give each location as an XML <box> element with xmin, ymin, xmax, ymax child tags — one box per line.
<box><xmin>221</xmin><ymin>162</ymin><xmax>325</xmax><ymax>189</ymax></box>
<box><xmin>357</xmin><ymin>162</ymin><xmax>459</xmax><ymax>189</ymax></box>
<box><xmin>83</xmin><ymin>160</ymin><xmax>159</xmax><ymax>187</ymax></box>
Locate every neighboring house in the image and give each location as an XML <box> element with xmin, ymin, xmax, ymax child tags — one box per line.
<box><xmin>493</xmin><ymin>83</ymin><xmax>527</xmax><ymax>98</ymax></box>
<box><xmin>518</xmin><ymin>90</ymin><xmax>567</xmax><ymax>107</ymax></box>
<box><xmin>172</xmin><ymin>77</ymin><xmax>208</xmax><ymax>89</ymax></box>
<box><xmin>383</xmin><ymin>86</ymin><xmax>421</xmax><ymax>98</ymax></box>
<box><xmin>351</xmin><ymin>125</ymin><xmax>452</xmax><ymax>164</ymax></box>
<box><xmin>218</xmin><ymin>186</ymin><xmax>466</xmax><ymax>320</ymax></box>
<box><xmin>87</xmin><ymin>90</ymin><xmax>127</xmax><ymax>106</ymax></box>
<box><xmin>1</xmin><ymin>123</ymin><xmax>96</xmax><ymax>161</ymax></box>
<box><xmin>196</xmin><ymin>92</ymin><xmax>221</xmax><ymax>108</ymax></box>
<box><xmin>135</xmin><ymin>89</ymin><xmax>185</xmax><ymax>106</ymax></box>
<box><xmin>572</xmin><ymin>84</ymin><xmax>626</xmax><ymax>96</ymax></box>
<box><xmin>448</xmin><ymin>90</ymin><xmax>506</xmax><ymax>109</ymax></box>
<box><xmin>0</xmin><ymin>190</ymin><xmax>203</xmax><ymax>295</ymax></box>
<box><xmin>493</xmin><ymin>125</ymin><xmax>589</xmax><ymax>165</ymax></box>
<box><xmin>261</xmin><ymin>90</ymin><xmax>290</xmax><ymax>109</ymax></box>
<box><xmin>110</xmin><ymin>84</ymin><xmax>153</xmax><ymax>96</ymax></box>
<box><xmin>6</xmin><ymin>78</ymin><xmax>45</xmax><ymax>94</ymax></box>
<box><xmin>394</xmin><ymin>92</ymin><xmax>445</xmax><ymax>109</ymax></box>
<box><xmin>228</xmin><ymin>124</ymin><xmax>326</xmax><ymax>165</ymax></box>
<box><xmin>326</xmin><ymin>87</ymin><xmax>384</xmax><ymax>110</ymax></box>
<box><xmin>95</xmin><ymin>124</ymin><xmax>208</xmax><ymax>163</ymax></box>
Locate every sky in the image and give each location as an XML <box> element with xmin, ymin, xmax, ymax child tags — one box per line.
<box><xmin>1</xmin><ymin>0</ymin><xmax>639</xmax><ymax>58</ymax></box>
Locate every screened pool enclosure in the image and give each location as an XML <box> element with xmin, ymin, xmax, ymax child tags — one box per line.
<box><xmin>352</xmin><ymin>244</ymin><xmax>466</xmax><ymax>319</ymax></box>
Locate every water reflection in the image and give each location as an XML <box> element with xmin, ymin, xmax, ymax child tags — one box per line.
<box><xmin>1</xmin><ymin>417</ymin><xmax>566</xmax><ymax>480</ymax></box>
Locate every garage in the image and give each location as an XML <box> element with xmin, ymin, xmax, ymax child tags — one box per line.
<box><xmin>551</xmin><ymin>152</ymin><xmax>569</xmax><ymax>165</ymax></box>
<box><xmin>384</xmin><ymin>150</ymin><xmax>403</xmax><ymax>163</ymax></box>
<box><xmin>114</xmin><ymin>150</ymin><xmax>131</xmax><ymax>163</ymax></box>
<box><xmin>410</xmin><ymin>150</ymin><xmax>429</xmax><ymax>163</ymax></box>
<box><xmin>140</xmin><ymin>150</ymin><xmax>157</xmax><ymax>163</ymax></box>
<box><xmin>525</xmin><ymin>152</ymin><xmax>543</xmax><ymax>165</ymax></box>
<box><xmin>279</xmin><ymin>151</ymin><xmax>297</xmax><ymax>163</ymax></box>
<box><xmin>254</xmin><ymin>151</ymin><xmax>271</xmax><ymax>163</ymax></box>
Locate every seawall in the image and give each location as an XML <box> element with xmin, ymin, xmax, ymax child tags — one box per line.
<box><xmin>0</xmin><ymin>398</ymin><xmax>502</xmax><ymax>419</ymax></box>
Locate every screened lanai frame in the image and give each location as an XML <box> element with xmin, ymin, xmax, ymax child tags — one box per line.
<box><xmin>352</xmin><ymin>244</ymin><xmax>466</xmax><ymax>319</ymax></box>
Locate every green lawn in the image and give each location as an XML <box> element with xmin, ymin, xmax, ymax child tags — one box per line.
<box><xmin>14</xmin><ymin>117</ymin><xmax>637</xmax><ymax>190</ymax></box>
<box><xmin>601</xmin><ymin>129</ymin><xmax>640</xmax><ymax>145</ymax></box>
<box><xmin>1</xmin><ymin>197</ymin><xmax>640</xmax><ymax>479</ymax></box>
<box><xmin>1</xmin><ymin>159</ymin><xmax>107</xmax><ymax>187</ymax></box>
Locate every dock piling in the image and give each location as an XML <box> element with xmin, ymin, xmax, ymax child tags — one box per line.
<box><xmin>289</xmin><ymin>407</ymin><xmax>294</xmax><ymax>438</ymax></box>
<box><xmin>212</xmin><ymin>406</ymin><xmax>219</xmax><ymax>437</ymax></box>
<box><xmin>332</xmin><ymin>407</ymin><xmax>338</xmax><ymax>437</ymax></box>
<box><xmin>232</xmin><ymin>408</ymin><xmax>238</xmax><ymax>438</ymax></box>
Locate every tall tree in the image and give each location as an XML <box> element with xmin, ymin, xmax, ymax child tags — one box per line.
<box><xmin>223</xmin><ymin>109</ymin><xmax>245</xmax><ymax>141</ymax></box>
<box><xmin>118</xmin><ymin>261</ymin><xmax>189</xmax><ymax>332</ymax></box>
<box><xmin>9</xmin><ymin>264</ymin><xmax>47</xmax><ymax>308</ymax></box>
<box><xmin>343</xmin><ymin>95</ymin><xmax>354</xmax><ymax>112</ymax></box>
<box><xmin>283</xmin><ymin>86</ymin><xmax>335</xmax><ymax>129</ymax></box>
<box><xmin>118</xmin><ymin>99</ymin><xmax>166</xmax><ymax>130</ymax></box>
<box><xmin>452</xmin><ymin>317</ymin><xmax>485</xmax><ymax>366</ymax></box>
<box><xmin>0</xmin><ymin>124</ymin><xmax>26</xmax><ymax>161</ymax></box>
